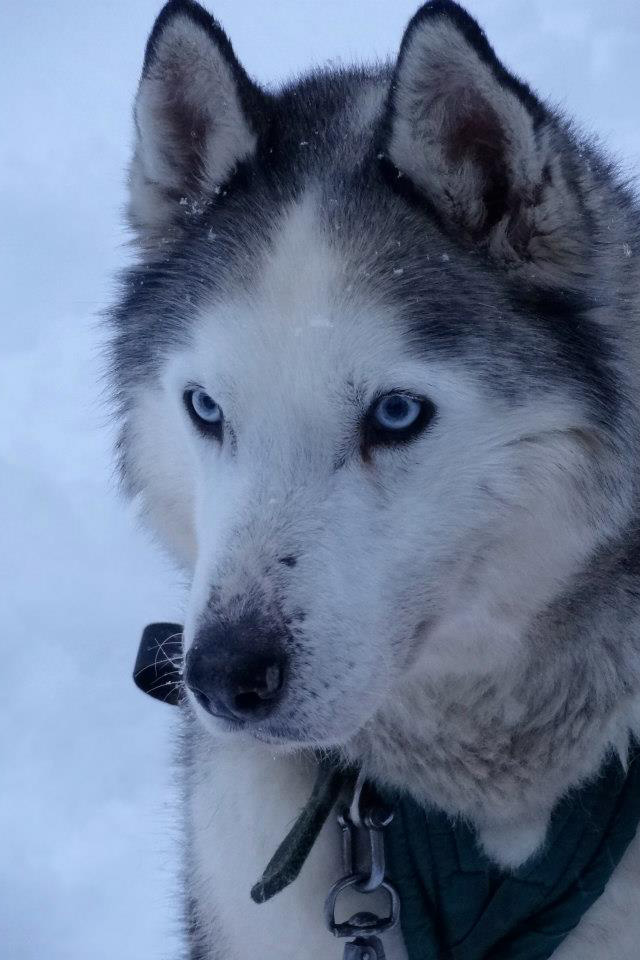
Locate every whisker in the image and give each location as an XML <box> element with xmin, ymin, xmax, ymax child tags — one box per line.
<box><xmin>162</xmin><ymin>683</ymin><xmax>183</xmax><ymax>703</ymax></box>
<box><xmin>153</xmin><ymin>634</ymin><xmax>183</xmax><ymax>672</ymax></box>
<box><xmin>134</xmin><ymin>663</ymin><xmax>182</xmax><ymax>681</ymax></box>
<box><xmin>146</xmin><ymin>677</ymin><xmax>183</xmax><ymax>697</ymax></box>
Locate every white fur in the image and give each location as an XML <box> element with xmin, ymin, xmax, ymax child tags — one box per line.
<box><xmin>130</xmin><ymin>194</ymin><xmax>611</xmax><ymax>726</ymax></box>
<box><xmin>188</xmin><ymin>734</ymin><xmax>408</xmax><ymax>959</ymax></box>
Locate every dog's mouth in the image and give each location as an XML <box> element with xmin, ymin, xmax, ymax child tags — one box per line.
<box><xmin>189</xmin><ymin>690</ymin><xmax>330</xmax><ymax>747</ymax></box>
<box><xmin>249</xmin><ymin>724</ymin><xmax>309</xmax><ymax>747</ymax></box>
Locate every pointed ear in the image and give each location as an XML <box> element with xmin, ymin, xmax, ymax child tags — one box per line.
<box><xmin>129</xmin><ymin>0</ymin><xmax>268</xmax><ymax>249</ymax></box>
<box><xmin>382</xmin><ymin>1</ymin><xmax>589</xmax><ymax>288</ymax></box>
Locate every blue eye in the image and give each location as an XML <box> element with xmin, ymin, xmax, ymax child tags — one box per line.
<box><xmin>191</xmin><ymin>389</ymin><xmax>221</xmax><ymax>423</ymax></box>
<box><xmin>363</xmin><ymin>392</ymin><xmax>435</xmax><ymax>455</ymax></box>
<box><xmin>184</xmin><ymin>388</ymin><xmax>223</xmax><ymax>435</ymax></box>
<box><xmin>373</xmin><ymin>394</ymin><xmax>423</xmax><ymax>430</ymax></box>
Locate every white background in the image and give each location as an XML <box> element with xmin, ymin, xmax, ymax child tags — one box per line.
<box><xmin>1</xmin><ymin>2</ymin><xmax>639</xmax><ymax>957</ymax></box>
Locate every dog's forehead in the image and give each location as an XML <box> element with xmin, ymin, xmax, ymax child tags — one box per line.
<box><xmin>189</xmin><ymin>194</ymin><xmax>416</xmax><ymax>398</ymax></box>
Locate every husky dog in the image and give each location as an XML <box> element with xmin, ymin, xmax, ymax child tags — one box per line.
<box><xmin>110</xmin><ymin>0</ymin><xmax>640</xmax><ymax>956</ymax></box>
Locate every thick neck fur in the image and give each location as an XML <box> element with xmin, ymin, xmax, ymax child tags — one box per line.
<box><xmin>344</xmin><ymin>536</ymin><xmax>640</xmax><ymax>863</ymax></box>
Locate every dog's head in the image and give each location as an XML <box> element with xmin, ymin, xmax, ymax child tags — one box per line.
<box><xmin>113</xmin><ymin>1</ymin><xmax>637</xmax><ymax>750</ymax></box>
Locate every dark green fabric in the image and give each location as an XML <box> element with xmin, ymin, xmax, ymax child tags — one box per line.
<box><xmin>384</xmin><ymin>744</ymin><xmax>640</xmax><ymax>960</ymax></box>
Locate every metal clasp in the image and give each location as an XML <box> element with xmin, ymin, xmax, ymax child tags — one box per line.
<box><xmin>338</xmin><ymin>801</ymin><xmax>394</xmax><ymax>894</ymax></box>
<box><xmin>325</xmin><ymin>874</ymin><xmax>400</xmax><ymax>939</ymax></box>
<box><xmin>344</xmin><ymin>935</ymin><xmax>388</xmax><ymax>959</ymax></box>
<box><xmin>324</xmin><ymin>770</ymin><xmax>400</xmax><ymax>957</ymax></box>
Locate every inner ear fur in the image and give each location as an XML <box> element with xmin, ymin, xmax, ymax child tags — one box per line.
<box><xmin>382</xmin><ymin>1</ymin><xmax>592</xmax><ymax>289</ymax></box>
<box><xmin>128</xmin><ymin>0</ymin><xmax>269</xmax><ymax>249</ymax></box>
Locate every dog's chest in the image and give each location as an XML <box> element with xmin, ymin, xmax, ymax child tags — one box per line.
<box><xmin>186</xmin><ymin>737</ymin><xmax>640</xmax><ymax>960</ymax></box>
<box><xmin>187</xmin><ymin>739</ymin><xmax>408</xmax><ymax>960</ymax></box>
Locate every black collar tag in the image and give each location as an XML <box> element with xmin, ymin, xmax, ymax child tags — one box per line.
<box><xmin>133</xmin><ymin>622</ymin><xmax>184</xmax><ymax>706</ymax></box>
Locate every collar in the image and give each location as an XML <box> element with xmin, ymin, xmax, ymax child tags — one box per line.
<box><xmin>133</xmin><ymin>622</ymin><xmax>184</xmax><ymax>705</ymax></box>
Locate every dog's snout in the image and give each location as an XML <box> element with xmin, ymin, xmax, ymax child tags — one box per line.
<box><xmin>185</xmin><ymin>615</ymin><xmax>287</xmax><ymax>724</ymax></box>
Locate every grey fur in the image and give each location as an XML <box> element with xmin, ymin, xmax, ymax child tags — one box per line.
<box><xmin>109</xmin><ymin>1</ymin><xmax>640</xmax><ymax>956</ymax></box>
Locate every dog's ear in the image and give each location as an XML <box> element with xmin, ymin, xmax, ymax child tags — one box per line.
<box><xmin>129</xmin><ymin>0</ymin><xmax>267</xmax><ymax>249</ymax></box>
<box><xmin>383</xmin><ymin>1</ymin><xmax>589</xmax><ymax>288</ymax></box>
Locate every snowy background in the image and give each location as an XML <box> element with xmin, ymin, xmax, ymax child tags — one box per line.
<box><xmin>1</xmin><ymin>1</ymin><xmax>639</xmax><ymax>957</ymax></box>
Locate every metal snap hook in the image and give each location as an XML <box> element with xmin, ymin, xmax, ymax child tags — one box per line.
<box><xmin>324</xmin><ymin>874</ymin><xmax>400</xmax><ymax>939</ymax></box>
<box><xmin>337</xmin><ymin>801</ymin><xmax>394</xmax><ymax>894</ymax></box>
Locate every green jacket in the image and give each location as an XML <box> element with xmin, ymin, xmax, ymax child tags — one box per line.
<box><xmin>385</xmin><ymin>745</ymin><xmax>640</xmax><ymax>959</ymax></box>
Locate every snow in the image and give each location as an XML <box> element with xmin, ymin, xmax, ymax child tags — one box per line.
<box><xmin>1</xmin><ymin>1</ymin><xmax>638</xmax><ymax>958</ymax></box>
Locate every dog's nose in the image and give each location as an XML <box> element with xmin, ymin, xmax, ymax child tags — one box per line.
<box><xmin>189</xmin><ymin>652</ymin><xmax>285</xmax><ymax>722</ymax></box>
<box><xmin>185</xmin><ymin>616</ymin><xmax>287</xmax><ymax>723</ymax></box>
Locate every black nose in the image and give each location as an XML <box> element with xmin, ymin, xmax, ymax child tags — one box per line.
<box><xmin>185</xmin><ymin>616</ymin><xmax>287</xmax><ymax>723</ymax></box>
